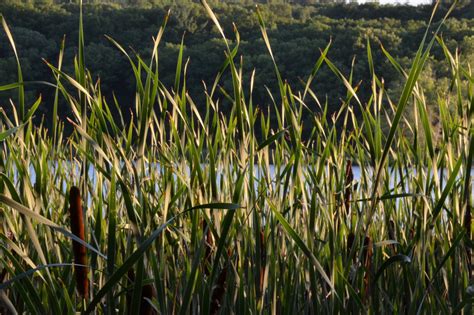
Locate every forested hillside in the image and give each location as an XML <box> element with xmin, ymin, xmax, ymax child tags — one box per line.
<box><xmin>1</xmin><ymin>1</ymin><xmax>473</xmax><ymax>135</ymax></box>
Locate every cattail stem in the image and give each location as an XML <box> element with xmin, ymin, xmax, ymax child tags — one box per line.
<box><xmin>259</xmin><ymin>229</ymin><xmax>266</xmax><ymax>298</ymax></box>
<box><xmin>69</xmin><ymin>186</ymin><xmax>89</xmax><ymax>299</ymax></box>
<box><xmin>363</xmin><ymin>236</ymin><xmax>373</xmax><ymax>304</ymax></box>
<box><xmin>465</xmin><ymin>203</ymin><xmax>472</xmax><ymax>277</ymax></box>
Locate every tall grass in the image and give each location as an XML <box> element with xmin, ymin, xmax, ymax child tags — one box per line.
<box><xmin>0</xmin><ymin>0</ymin><xmax>473</xmax><ymax>313</ymax></box>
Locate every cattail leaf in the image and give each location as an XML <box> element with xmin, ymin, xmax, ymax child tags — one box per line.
<box><xmin>374</xmin><ymin>240</ymin><xmax>399</xmax><ymax>248</ymax></box>
<box><xmin>270</xmin><ymin>204</ymin><xmax>336</xmax><ymax>295</ymax></box>
<box><xmin>303</xmin><ymin>41</ymin><xmax>331</xmax><ymax>99</ymax></box>
<box><xmin>0</xmin><ymin>262</ymin><xmax>80</xmax><ymax>291</ymax></box>
<box><xmin>430</xmin><ymin>230</ymin><xmax>465</xmax><ymax>282</ymax></box>
<box><xmin>84</xmin><ymin>202</ymin><xmax>239</xmax><ymax>313</ymax></box>
<box><xmin>0</xmin><ymin>234</ymin><xmax>36</xmax><ymax>270</ymax></box>
<box><xmin>431</xmin><ymin>157</ymin><xmax>462</xmax><ymax>222</ymax></box>
<box><xmin>174</xmin><ymin>34</ymin><xmax>185</xmax><ymax>93</ymax></box>
<box><xmin>380</xmin><ymin>44</ymin><xmax>407</xmax><ymax>77</ymax></box>
<box><xmin>374</xmin><ymin>254</ymin><xmax>411</xmax><ymax>283</ymax></box>
<box><xmin>178</xmin><ymin>234</ymin><xmax>206</xmax><ymax>315</ymax></box>
<box><xmin>257</xmin><ymin>128</ymin><xmax>287</xmax><ymax>152</ymax></box>
<box><xmin>255</xmin><ymin>6</ymin><xmax>284</xmax><ymax>97</ymax></box>
<box><xmin>1</xmin><ymin>14</ymin><xmax>24</xmax><ymax>120</ymax></box>
<box><xmin>67</xmin><ymin>118</ymin><xmax>113</xmax><ymax>166</ymax></box>
<box><xmin>416</xmin><ymin>231</ymin><xmax>466</xmax><ymax>313</ymax></box>
<box><xmin>0</xmin><ymin>194</ymin><xmax>106</xmax><ymax>259</ymax></box>
<box><xmin>323</xmin><ymin>57</ymin><xmax>362</xmax><ymax>107</ymax></box>
<box><xmin>0</xmin><ymin>246</ymin><xmax>46</xmax><ymax>313</ymax></box>
<box><xmin>24</xmin><ymin>95</ymin><xmax>42</xmax><ymax>122</ymax></box>
<box><xmin>44</xmin><ymin>60</ymin><xmax>92</xmax><ymax>102</ymax></box>
<box><xmin>186</xmin><ymin>203</ymin><xmax>241</xmax><ymax>212</ymax></box>
<box><xmin>0</xmin><ymin>82</ymin><xmax>23</xmax><ymax>91</ymax></box>
<box><xmin>415</xmin><ymin>98</ymin><xmax>434</xmax><ymax>158</ymax></box>
<box><xmin>366</xmin><ymin>2</ymin><xmax>456</xmax><ymax>233</ymax></box>
<box><xmin>0</xmin><ymin>124</ymin><xmax>24</xmax><ymax>142</ymax></box>
<box><xmin>200</xmin><ymin>0</ymin><xmax>228</xmax><ymax>50</ymax></box>
<box><xmin>84</xmin><ymin>220</ymin><xmax>172</xmax><ymax>313</ymax></box>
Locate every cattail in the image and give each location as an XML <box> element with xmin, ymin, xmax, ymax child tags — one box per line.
<box><xmin>362</xmin><ymin>236</ymin><xmax>373</xmax><ymax>303</ymax></box>
<box><xmin>0</xmin><ymin>265</ymin><xmax>6</xmax><ymax>284</ymax></box>
<box><xmin>344</xmin><ymin>160</ymin><xmax>353</xmax><ymax>214</ymax></box>
<box><xmin>210</xmin><ymin>267</ymin><xmax>227</xmax><ymax>315</ymax></box>
<box><xmin>69</xmin><ymin>186</ymin><xmax>89</xmax><ymax>299</ymax></box>
<box><xmin>140</xmin><ymin>284</ymin><xmax>157</xmax><ymax>315</ymax></box>
<box><xmin>126</xmin><ymin>269</ymin><xmax>157</xmax><ymax>315</ymax></box>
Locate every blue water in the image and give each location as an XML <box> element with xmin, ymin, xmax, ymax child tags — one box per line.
<box><xmin>9</xmin><ymin>162</ymin><xmax>474</xmax><ymax>210</ymax></box>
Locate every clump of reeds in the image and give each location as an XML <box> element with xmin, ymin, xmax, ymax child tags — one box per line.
<box><xmin>0</xmin><ymin>1</ymin><xmax>471</xmax><ymax>314</ymax></box>
<box><xmin>68</xmin><ymin>186</ymin><xmax>89</xmax><ymax>299</ymax></box>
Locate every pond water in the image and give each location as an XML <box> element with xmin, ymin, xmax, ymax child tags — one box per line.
<box><xmin>14</xmin><ymin>162</ymin><xmax>474</xmax><ymax>206</ymax></box>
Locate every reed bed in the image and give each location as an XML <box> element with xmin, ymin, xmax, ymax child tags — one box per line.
<box><xmin>0</xmin><ymin>1</ymin><xmax>472</xmax><ymax>314</ymax></box>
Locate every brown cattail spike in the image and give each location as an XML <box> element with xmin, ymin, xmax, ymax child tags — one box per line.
<box><xmin>126</xmin><ymin>269</ymin><xmax>157</xmax><ymax>315</ymax></box>
<box><xmin>140</xmin><ymin>284</ymin><xmax>157</xmax><ymax>315</ymax></box>
<box><xmin>210</xmin><ymin>267</ymin><xmax>228</xmax><ymax>315</ymax></box>
<box><xmin>69</xmin><ymin>186</ymin><xmax>89</xmax><ymax>299</ymax></box>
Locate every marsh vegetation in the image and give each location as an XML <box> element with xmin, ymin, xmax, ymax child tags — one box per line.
<box><xmin>0</xmin><ymin>1</ymin><xmax>472</xmax><ymax>314</ymax></box>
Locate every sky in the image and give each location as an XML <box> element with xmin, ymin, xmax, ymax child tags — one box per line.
<box><xmin>356</xmin><ymin>0</ymin><xmax>432</xmax><ymax>5</ymax></box>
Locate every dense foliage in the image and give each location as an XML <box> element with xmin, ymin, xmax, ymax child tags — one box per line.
<box><xmin>0</xmin><ymin>1</ymin><xmax>473</xmax><ymax>134</ymax></box>
<box><xmin>0</xmin><ymin>1</ymin><xmax>473</xmax><ymax>314</ymax></box>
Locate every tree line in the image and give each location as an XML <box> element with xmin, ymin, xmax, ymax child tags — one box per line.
<box><xmin>0</xmin><ymin>1</ymin><xmax>473</xmax><ymax>135</ymax></box>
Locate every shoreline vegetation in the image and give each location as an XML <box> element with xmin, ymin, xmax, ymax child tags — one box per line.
<box><xmin>0</xmin><ymin>0</ymin><xmax>473</xmax><ymax>313</ymax></box>
<box><xmin>0</xmin><ymin>1</ymin><xmax>473</xmax><ymax>137</ymax></box>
